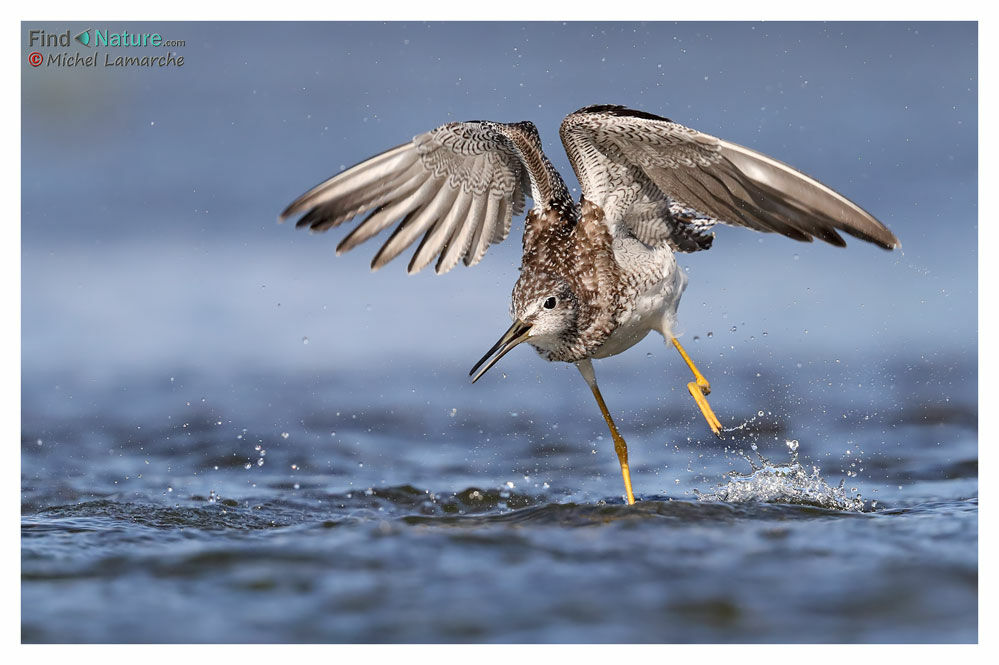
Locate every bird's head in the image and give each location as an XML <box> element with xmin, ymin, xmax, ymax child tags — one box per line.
<box><xmin>469</xmin><ymin>272</ymin><xmax>578</xmax><ymax>383</ymax></box>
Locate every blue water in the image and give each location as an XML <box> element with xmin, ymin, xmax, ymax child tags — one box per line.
<box><xmin>21</xmin><ymin>21</ymin><xmax>977</xmax><ymax>643</ymax></box>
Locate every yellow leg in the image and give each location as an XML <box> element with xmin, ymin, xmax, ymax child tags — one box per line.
<box><xmin>576</xmin><ymin>360</ymin><xmax>636</xmax><ymax>505</ymax></box>
<box><xmin>671</xmin><ymin>337</ymin><xmax>723</xmax><ymax>437</ymax></box>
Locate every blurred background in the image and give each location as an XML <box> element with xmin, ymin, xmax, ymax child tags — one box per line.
<box><xmin>21</xmin><ymin>22</ymin><xmax>978</xmax><ymax>643</ymax></box>
<box><xmin>23</xmin><ymin>21</ymin><xmax>976</xmax><ymax>382</ymax></box>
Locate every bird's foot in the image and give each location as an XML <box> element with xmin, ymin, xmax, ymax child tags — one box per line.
<box><xmin>671</xmin><ymin>337</ymin><xmax>724</xmax><ymax>438</ymax></box>
<box><xmin>686</xmin><ymin>377</ymin><xmax>723</xmax><ymax>438</ymax></box>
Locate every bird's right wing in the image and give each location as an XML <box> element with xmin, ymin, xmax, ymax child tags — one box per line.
<box><xmin>280</xmin><ymin>120</ymin><xmax>556</xmax><ymax>275</ymax></box>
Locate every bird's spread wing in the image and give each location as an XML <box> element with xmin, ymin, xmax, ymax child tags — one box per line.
<box><xmin>281</xmin><ymin>121</ymin><xmax>553</xmax><ymax>274</ymax></box>
<box><xmin>559</xmin><ymin>105</ymin><xmax>899</xmax><ymax>251</ymax></box>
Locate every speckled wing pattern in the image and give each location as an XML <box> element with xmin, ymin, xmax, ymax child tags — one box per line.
<box><xmin>559</xmin><ymin>105</ymin><xmax>899</xmax><ymax>251</ymax></box>
<box><xmin>280</xmin><ymin>121</ymin><xmax>552</xmax><ymax>274</ymax></box>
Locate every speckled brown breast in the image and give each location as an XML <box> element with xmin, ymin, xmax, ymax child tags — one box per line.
<box><xmin>519</xmin><ymin>198</ymin><xmax>624</xmax><ymax>363</ymax></box>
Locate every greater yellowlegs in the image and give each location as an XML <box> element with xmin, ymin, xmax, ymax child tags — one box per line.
<box><xmin>280</xmin><ymin>104</ymin><xmax>898</xmax><ymax>505</ymax></box>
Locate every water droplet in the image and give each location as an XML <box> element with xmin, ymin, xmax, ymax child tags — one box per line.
<box><xmin>281</xmin><ymin>432</ymin><xmax>290</xmax><ymax>439</ymax></box>
<box><xmin>706</xmin><ymin>331</ymin><xmax>713</xmax><ymax>338</ymax></box>
<box><xmin>302</xmin><ymin>337</ymin><xmax>309</xmax><ymax>345</ymax></box>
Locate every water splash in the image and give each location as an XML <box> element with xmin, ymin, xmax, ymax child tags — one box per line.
<box><xmin>720</xmin><ymin>409</ymin><xmax>770</xmax><ymax>434</ymax></box>
<box><xmin>696</xmin><ymin>440</ymin><xmax>866</xmax><ymax>512</ymax></box>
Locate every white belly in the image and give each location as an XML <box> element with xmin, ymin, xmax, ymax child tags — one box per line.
<box><xmin>591</xmin><ymin>239</ymin><xmax>686</xmax><ymax>359</ymax></box>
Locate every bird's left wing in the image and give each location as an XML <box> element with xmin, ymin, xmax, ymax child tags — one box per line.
<box><xmin>559</xmin><ymin>105</ymin><xmax>898</xmax><ymax>251</ymax></box>
<box><xmin>280</xmin><ymin>121</ymin><xmax>547</xmax><ymax>274</ymax></box>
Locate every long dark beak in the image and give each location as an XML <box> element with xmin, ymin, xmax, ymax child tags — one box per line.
<box><xmin>469</xmin><ymin>319</ymin><xmax>532</xmax><ymax>383</ymax></box>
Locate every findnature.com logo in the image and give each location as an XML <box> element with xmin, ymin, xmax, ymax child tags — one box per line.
<box><xmin>26</xmin><ymin>27</ymin><xmax>186</xmax><ymax>69</ymax></box>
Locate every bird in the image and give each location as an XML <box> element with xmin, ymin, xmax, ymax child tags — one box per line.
<box><xmin>280</xmin><ymin>104</ymin><xmax>898</xmax><ymax>505</ymax></box>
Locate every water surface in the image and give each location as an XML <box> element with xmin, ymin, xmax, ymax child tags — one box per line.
<box><xmin>22</xmin><ymin>355</ymin><xmax>977</xmax><ymax>643</ymax></box>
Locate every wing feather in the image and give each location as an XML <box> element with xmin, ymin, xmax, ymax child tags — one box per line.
<box><xmin>282</xmin><ymin>120</ymin><xmax>553</xmax><ymax>273</ymax></box>
<box><xmin>335</xmin><ymin>175</ymin><xmax>439</xmax><ymax>255</ymax></box>
<box><xmin>560</xmin><ymin>105</ymin><xmax>898</xmax><ymax>251</ymax></box>
<box><xmin>408</xmin><ymin>189</ymin><xmax>473</xmax><ymax>274</ymax></box>
<box><xmin>281</xmin><ymin>144</ymin><xmax>417</xmax><ymax>218</ymax></box>
<box><xmin>370</xmin><ymin>178</ymin><xmax>459</xmax><ymax>270</ymax></box>
<box><xmin>439</xmin><ymin>188</ymin><xmax>488</xmax><ymax>274</ymax></box>
<box><xmin>297</xmin><ymin>163</ymin><xmax>427</xmax><ymax>233</ymax></box>
<box><xmin>492</xmin><ymin>196</ymin><xmax>512</xmax><ymax>243</ymax></box>
<box><xmin>466</xmin><ymin>192</ymin><xmax>504</xmax><ymax>267</ymax></box>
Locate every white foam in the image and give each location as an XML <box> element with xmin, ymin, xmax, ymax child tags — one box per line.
<box><xmin>696</xmin><ymin>441</ymin><xmax>866</xmax><ymax>512</ymax></box>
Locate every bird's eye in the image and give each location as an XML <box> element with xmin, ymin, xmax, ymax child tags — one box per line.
<box><xmin>543</xmin><ymin>297</ymin><xmax>557</xmax><ymax>309</ymax></box>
